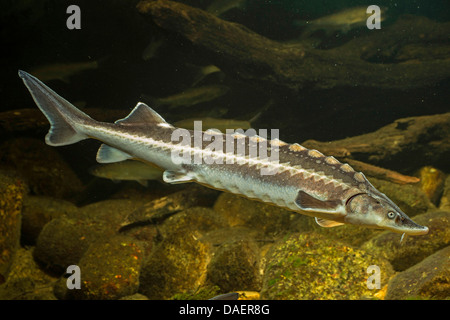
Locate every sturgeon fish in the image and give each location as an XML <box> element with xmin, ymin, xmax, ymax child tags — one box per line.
<box><xmin>18</xmin><ymin>70</ymin><xmax>429</xmax><ymax>236</ymax></box>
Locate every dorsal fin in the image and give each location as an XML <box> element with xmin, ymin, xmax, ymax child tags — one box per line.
<box><xmin>115</xmin><ymin>102</ymin><xmax>168</xmax><ymax>126</ymax></box>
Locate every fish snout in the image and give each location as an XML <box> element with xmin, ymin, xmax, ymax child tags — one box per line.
<box><xmin>403</xmin><ymin>224</ymin><xmax>429</xmax><ymax>235</ymax></box>
<box><xmin>397</xmin><ymin>213</ymin><xmax>429</xmax><ymax>235</ymax></box>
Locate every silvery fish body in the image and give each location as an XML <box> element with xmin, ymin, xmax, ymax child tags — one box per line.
<box><xmin>18</xmin><ymin>70</ymin><xmax>428</xmax><ymax>235</ymax></box>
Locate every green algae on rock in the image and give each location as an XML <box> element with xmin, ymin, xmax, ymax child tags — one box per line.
<box><xmin>361</xmin><ymin>210</ymin><xmax>450</xmax><ymax>271</ymax></box>
<box><xmin>32</xmin><ymin>198</ymin><xmax>152</xmax><ymax>273</ymax></box>
<box><xmin>158</xmin><ymin>207</ymin><xmax>228</xmax><ymax>239</ymax></box>
<box><xmin>417</xmin><ymin>166</ymin><xmax>446</xmax><ymax>206</ymax></box>
<box><xmin>213</xmin><ymin>193</ymin><xmax>297</xmax><ymax>237</ymax></box>
<box><xmin>261</xmin><ymin>232</ymin><xmax>394</xmax><ymax>299</ymax></box>
<box><xmin>66</xmin><ymin>236</ymin><xmax>145</xmax><ymax>300</ymax></box>
<box><xmin>34</xmin><ymin>216</ymin><xmax>117</xmax><ymax>273</ymax></box>
<box><xmin>385</xmin><ymin>246</ymin><xmax>450</xmax><ymax>300</ymax></box>
<box><xmin>291</xmin><ymin>215</ymin><xmax>383</xmax><ymax>248</ymax></box>
<box><xmin>139</xmin><ymin>229</ymin><xmax>213</xmax><ymax>299</ymax></box>
<box><xmin>207</xmin><ymin>239</ymin><xmax>262</xmax><ymax>293</ymax></box>
<box><xmin>439</xmin><ymin>176</ymin><xmax>450</xmax><ymax>211</ymax></box>
<box><xmin>0</xmin><ymin>247</ymin><xmax>57</xmax><ymax>300</ymax></box>
<box><xmin>78</xmin><ymin>198</ymin><xmax>149</xmax><ymax>222</ymax></box>
<box><xmin>121</xmin><ymin>186</ymin><xmax>219</xmax><ymax>228</ymax></box>
<box><xmin>0</xmin><ymin>138</ymin><xmax>83</xmax><ymax>200</ymax></box>
<box><xmin>0</xmin><ymin>170</ymin><xmax>28</xmax><ymax>284</ymax></box>
<box><xmin>21</xmin><ymin>196</ymin><xmax>78</xmax><ymax>245</ymax></box>
<box><xmin>171</xmin><ymin>285</ymin><xmax>221</xmax><ymax>300</ymax></box>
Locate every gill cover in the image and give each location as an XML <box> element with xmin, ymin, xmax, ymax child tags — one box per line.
<box><xmin>345</xmin><ymin>193</ymin><xmax>428</xmax><ymax>235</ymax></box>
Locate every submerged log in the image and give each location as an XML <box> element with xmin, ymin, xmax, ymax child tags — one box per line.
<box><xmin>301</xmin><ymin>112</ymin><xmax>450</xmax><ymax>172</ymax></box>
<box><xmin>137</xmin><ymin>0</ymin><xmax>450</xmax><ymax>91</ymax></box>
<box><xmin>343</xmin><ymin>158</ymin><xmax>420</xmax><ymax>185</ymax></box>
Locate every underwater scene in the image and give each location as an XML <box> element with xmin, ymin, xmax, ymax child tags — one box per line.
<box><xmin>0</xmin><ymin>0</ymin><xmax>449</xmax><ymax>301</ymax></box>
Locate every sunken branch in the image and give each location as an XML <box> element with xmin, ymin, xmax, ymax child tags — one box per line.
<box><xmin>137</xmin><ymin>0</ymin><xmax>450</xmax><ymax>91</ymax></box>
<box><xmin>301</xmin><ymin>112</ymin><xmax>450</xmax><ymax>172</ymax></box>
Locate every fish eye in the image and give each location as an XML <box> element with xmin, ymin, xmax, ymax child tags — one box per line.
<box><xmin>387</xmin><ymin>211</ymin><xmax>396</xmax><ymax>219</ymax></box>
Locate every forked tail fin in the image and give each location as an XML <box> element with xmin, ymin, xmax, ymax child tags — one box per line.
<box><xmin>18</xmin><ymin>70</ymin><xmax>92</xmax><ymax>146</ymax></box>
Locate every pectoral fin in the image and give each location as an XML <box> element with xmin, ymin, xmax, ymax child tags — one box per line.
<box><xmin>295</xmin><ymin>191</ymin><xmax>342</xmax><ymax>213</ymax></box>
<box><xmin>315</xmin><ymin>217</ymin><xmax>344</xmax><ymax>228</ymax></box>
<box><xmin>96</xmin><ymin>144</ymin><xmax>133</xmax><ymax>163</ymax></box>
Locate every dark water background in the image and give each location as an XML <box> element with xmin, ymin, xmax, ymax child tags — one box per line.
<box><xmin>0</xmin><ymin>0</ymin><xmax>449</xmax><ymax>181</ymax></box>
<box><xmin>0</xmin><ymin>0</ymin><xmax>449</xmax><ymax>301</ymax></box>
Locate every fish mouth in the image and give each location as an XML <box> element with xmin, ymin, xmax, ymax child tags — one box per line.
<box><xmin>386</xmin><ymin>224</ymin><xmax>429</xmax><ymax>236</ymax></box>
